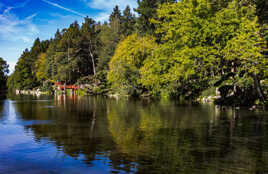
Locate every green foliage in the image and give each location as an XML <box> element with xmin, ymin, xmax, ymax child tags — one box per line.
<box><xmin>97</xmin><ymin>5</ymin><xmax>127</xmax><ymax>72</ymax></box>
<box><xmin>55</xmin><ymin>21</ymin><xmax>81</xmax><ymax>83</ymax></box>
<box><xmin>107</xmin><ymin>34</ymin><xmax>158</xmax><ymax>96</ymax></box>
<box><xmin>109</xmin><ymin>5</ymin><xmax>121</xmax><ymax>24</ymax></box>
<box><xmin>40</xmin><ymin>80</ymin><xmax>54</xmax><ymax>92</ymax></box>
<box><xmin>223</xmin><ymin>15</ymin><xmax>267</xmax><ymax>86</ymax></box>
<box><xmin>8</xmin><ymin>38</ymin><xmax>49</xmax><ymax>90</ymax></box>
<box><xmin>121</xmin><ymin>6</ymin><xmax>136</xmax><ymax>37</ymax></box>
<box><xmin>35</xmin><ymin>53</ymin><xmax>48</xmax><ymax>82</ymax></box>
<box><xmin>80</xmin><ymin>17</ymin><xmax>101</xmax><ymax>76</ymax></box>
<box><xmin>139</xmin><ymin>0</ymin><xmax>267</xmax><ymax>101</ymax></box>
<box><xmin>7</xmin><ymin>0</ymin><xmax>268</xmax><ymax>105</ymax></box>
<box><xmin>44</xmin><ymin>31</ymin><xmax>61</xmax><ymax>81</ymax></box>
<box><xmin>135</xmin><ymin>0</ymin><xmax>175</xmax><ymax>35</ymax></box>
<box><xmin>140</xmin><ymin>0</ymin><xmax>216</xmax><ymax>98</ymax></box>
<box><xmin>252</xmin><ymin>0</ymin><xmax>268</xmax><ymax>24</ymax></box>
<box><xmin>97</xmin><ymin>23</ymin><xmax>118</xmax><ymax>71</ymax></box>
<box><xmin>97</xmin><ymin>5</ymin><xmax>135</xmax><ymax>72</ymax></box>
<box><xmin>9</xmin><ymin>49</ymin><xmax>37</xmax><ymax>90</ymax></box>
<box><xmin>9</xmin><ymin>14</ymin><xmax>120</xmax><ymax>91</ymax></box>
<box><xmin>0</xmin><ymin>57</ymin><xmax>9</xmax><ymax>90</ymax></box>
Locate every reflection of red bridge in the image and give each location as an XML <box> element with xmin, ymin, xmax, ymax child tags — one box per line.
<box><xmin>55</xmin><ymin>82</ymin><xmax>79</xmax><ymax>90</ymax></box>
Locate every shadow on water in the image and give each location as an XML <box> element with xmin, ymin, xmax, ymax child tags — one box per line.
<box><xmin>0</xmin><ymin>92</ymin><xmax>7</xmax><ymax>120</ymax></box>
<box><xmin>0</xmin><ymin>92</ymin><xmax>6</xmax><ymax>100</ymax></box>
<box><xmin>2</xmin><ymin>95</ymin><xmax>268</xmax><ymax>174</ymax></box>
<box><xmin>0</xmin><ymin>100</ymin><xmax>4</xmax><ymax>121</ymax></box>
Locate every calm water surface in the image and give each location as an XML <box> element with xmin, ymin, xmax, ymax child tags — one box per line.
<box><xmin>0</xmin><ymin>95</ymin><xmax>268</xmax><ymax>174</ymax></box>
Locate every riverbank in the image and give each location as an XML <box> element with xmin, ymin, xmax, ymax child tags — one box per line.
<box><xmin>11</xmin><ymin>87</ymin><xmax>267</xmax><ymax>111</ymax></box>
<box><xmin>15</xmin><ymin>89</ymin><xmax>50</xmax><ymax>96</ymax></box>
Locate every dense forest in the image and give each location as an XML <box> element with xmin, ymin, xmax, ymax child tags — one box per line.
<box><xmin>0</xmin><ymin>57</ymin><xmax>9</xmax><ymax>91</ymax></box>
<box><xmin>7</xmin><ymin>0</ymin><xmax>268</xmax><ymax>106</ymax></box>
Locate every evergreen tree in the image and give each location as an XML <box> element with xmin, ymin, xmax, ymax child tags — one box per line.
<box><xmin>11</xmin><ymin>49</ymin><xmax>37</xmax><ymax>89</ymax></box>
<box><xmin>121</xmin><ymin>6</ymin><xmax>136</xmax><ymax>37</ymax></box>
<box><xmin>80</xmin><ymin>17</ymin><xmax>101</xmax><ymax>76</ymax></box>
<box><xmin>55</xmin><ymin>21</ymin><xmax>80</xmax><ymax>83</ymax></box>
<box><xmin>109</xmin><ymin>5</ymin><xmax>121</xmax><ymax>23</ymax></box>
<box><xmin>6</xmin><ymin>0</ymin><xmax>268</xmax><ymax>105</ymax></box>
<box><xmin>45</xmin><ymin>30</ymin><xmax>62</xmax><ymax>81</ymax></box>
<box><xmin>109</xmin><ymin>5</ymin><xmax>122</xmax><ymax>36</ymax></box>
<box><xmin>0</xmin><ymin>57</ymin><xmax>9</xmax><ymax>90</ymax></box>
<box><xmin>97</xmin><ymin>23</ymin><xmax>116</xmax><ymax>71</ymax></box>
<box><xmin>35</xmin><ymin>53</ymin><xmax>48</xmax><ymax>83</ymax></box>
<box><xmin>135</xmin><ymin>0</ymin><xmax>175</xmax><ymax>35</ymax></box>
<box><xmin>97</xmin><ymin>8</ymin><xmax>122</xmax><ymax>71</ymax></box>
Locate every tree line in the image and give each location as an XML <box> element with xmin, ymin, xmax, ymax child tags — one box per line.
<box><xmin>0</xmin><ymin>57</ymin><xmax>9</xmax><ymax>91</ymax></box>
<box><xmin>8</xmin><ymin>0</ymin><xmax>268</xmax><ymax>106</ymax></box>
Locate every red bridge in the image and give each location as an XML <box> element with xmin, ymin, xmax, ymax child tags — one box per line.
<box><xmin>54</xmin><ymin>82</ymin><xmax>79</xmax><ymax>90</ymax></box>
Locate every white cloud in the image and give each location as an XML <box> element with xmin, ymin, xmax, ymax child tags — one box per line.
<box><xmin>44</xmin><ymin>13</ymin><xmax>84</xmax><ymax>29</ymax></box>
<box><xmin>0</xmin><ymin>5</ymin><xmax>39</xmax><ymax>43</ymax></box>
<box><xmin>81</xmin><ymin>0</ymin><xmax>138</xmax><ymax>22</ymax></box>
<box><xmin>7</xmin><ymin>61</ymin><xmax>17</xmax><ymax>74</ymax></box>
<box><xmin>87</xmin><ymin>0</ymin><xmax>137</xmax><ymax>11</ymax></box>
<box><xmin>94</xmin><ymin>12</ymin><xmax>110</xmax><ymax>22</ymax></box>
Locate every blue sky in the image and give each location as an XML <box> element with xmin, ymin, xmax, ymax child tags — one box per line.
<box><xmin>0</xmin><ymin>0</ymin><xmax>137</xmax><ymax>73</ymax></box>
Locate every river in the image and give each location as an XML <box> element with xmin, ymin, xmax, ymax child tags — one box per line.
<box><xmin>0</xmin><ymin>95</ymin><xmax>268</xmax><ymax>174</ymax></box>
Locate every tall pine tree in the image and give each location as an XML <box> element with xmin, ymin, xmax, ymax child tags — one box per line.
<box><xmin>121</xmin><ymin>6</ymin><xmax>136</xmax><ymax>37</ymax></box>
<box><xmin>135</xmin><ymin>0</ymin><xmax>175</xmax><ymax>35</ymax></box>
<box><xmin>0</xmin><ymin>57</ymin><xmax>9</xmax><ymax>90</ymax></box>
<box><xmin>80</xmin><ymin>17</ymin><xmax>101</xmax><ymax>76</ymax></box>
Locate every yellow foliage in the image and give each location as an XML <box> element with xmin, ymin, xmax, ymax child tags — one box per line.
<box><xmin>35</xmin><ymin>53</ymin><xmax>47</xmax><ymax>82</ymax></box>
<box><xmin>107</xmin><ymin>34</ymin><xmax>158</xmax><ymax>93</ymax></box>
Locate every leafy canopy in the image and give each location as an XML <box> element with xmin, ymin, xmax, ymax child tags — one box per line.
<box><xmin>108</xmin><ymin>34</ymin><xmax>158</xmax><ymax>95</ymax></box>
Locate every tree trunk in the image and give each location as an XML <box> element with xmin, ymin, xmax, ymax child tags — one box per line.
<box><xmin>252</xmin><ymin>73</ymin><xmax>266</xmax><ymax>102</ymax></box>
<box><xmin>89</xmin><ymin>39</ymin><xmax>96</xmax><ymax>76</ymax></box>
<box><xmin>68</xmin><ymin>44</ymin><xmax>71</xmax><ymax>83</ymax></box>
<box><xmin>89</xmin><ymin>49</ymin><xmax>96</xmax><ymax>76</ymax></box>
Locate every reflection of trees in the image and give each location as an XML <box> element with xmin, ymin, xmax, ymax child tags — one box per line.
<box><xmin>13</xmin><ymin>96</ymin><xmax>114</xmax><ymax>165</ymax></box>
<box><xmin>107</xmin><ymin>100</ymin><xmax>211</xmax><ymax>173</ymax></box>
<box><xmin>0</xmin><ymin>100</ymin><xmax>4</xmax><ymax>120</ymax></box>
<box><xmin>107</xmin><ymin>100</ymin><xmax>268</xmax><ymax>174</ymax></box>
<box><xmin>0</xmin><ymin>93</ymin><xmax>7</xmax><ymax>120</ymax></box>
<box><xmin>197</xmin><ymin>108</ymin><xmax>268</xmax><ymax>174</ymax></box>
<box><xmin>12</xmin><ymin>96</ymin><xmax>268</xmax><ymax>173</ymax></box>
<box><xmin>0</xmin><ymin>93</ymin><xmax>6</xmax><ymax>100</ymax></box>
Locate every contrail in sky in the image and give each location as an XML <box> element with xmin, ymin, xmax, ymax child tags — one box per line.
<box><xmin>42</xmin><ymin>0</ymin><xmax>85</xmax><ymax>17</ymax></box>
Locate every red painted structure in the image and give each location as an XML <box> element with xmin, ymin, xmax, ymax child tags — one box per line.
<box><xmin>54</xmin><ymin>82</ymin><xmax>79</xmax><ymax>90</ymax></box>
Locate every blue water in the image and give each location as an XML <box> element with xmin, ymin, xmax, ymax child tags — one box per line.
<box><xmin>0</xmin><ymin>96</ymin><xmax>268</xmax><ymax>174</ymax></box>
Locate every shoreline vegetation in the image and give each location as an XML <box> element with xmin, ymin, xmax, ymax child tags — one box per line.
<box><xmin>4</xmin><ymin>0</ymin><xmax>268</xmax><ymax>107</ymax></box>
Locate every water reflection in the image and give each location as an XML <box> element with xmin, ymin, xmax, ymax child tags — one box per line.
<box><xmin>1</xmin><ymin>95</ymin><xmax>268</xmax><ymax>174</ymax></box>
<box><xmin>0</xmin><ymin>100</ymin><xmax>4</xmax><ymax>120</ymax></box>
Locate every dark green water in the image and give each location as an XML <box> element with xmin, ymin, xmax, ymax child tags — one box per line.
<box><xmin>0</xmin><ymin>95</ymin><xmax>268</xmax><ymax>174</ymax></box>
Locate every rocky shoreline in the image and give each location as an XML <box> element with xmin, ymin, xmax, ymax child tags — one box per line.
<box><xmin>13</xmin><ymin>88</ymin><xmax>267</xmax><ymax>111</ymax></box>
<box><xmin>15</xmin><ymin>89</ymin><xmax>49</xmax><ymax>96</ymax></box>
